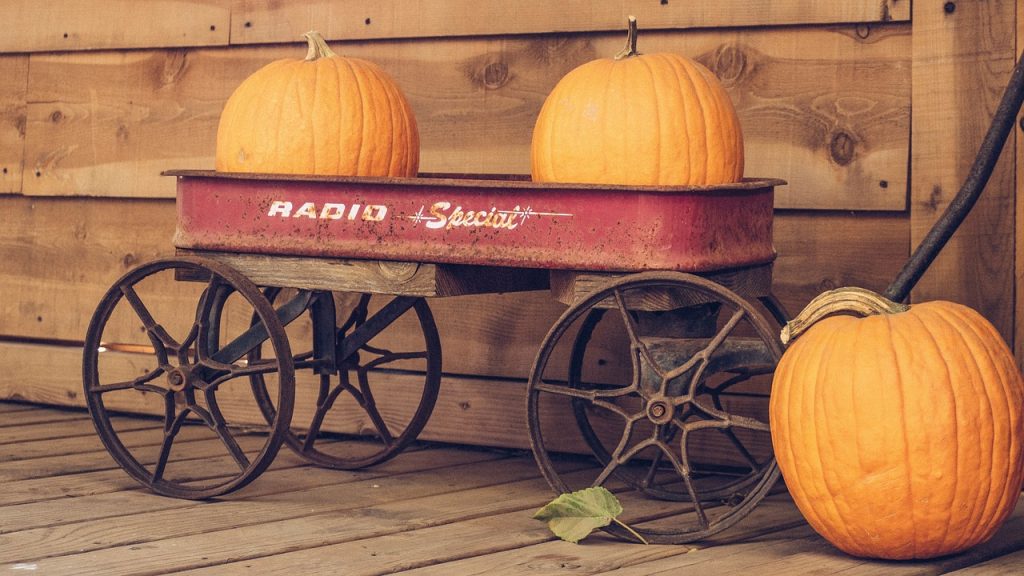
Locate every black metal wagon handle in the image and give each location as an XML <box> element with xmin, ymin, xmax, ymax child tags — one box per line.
<box><xmin>885</xmin><ymin>50</ymin><xmax>1024</xmax><ymax>303</ymax></box>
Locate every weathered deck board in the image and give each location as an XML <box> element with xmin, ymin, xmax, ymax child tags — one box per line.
<box><xmin>2</xmin><ymin>401</ymin><xmax>1022</xmax><ymax>575</ymax></box>
<box><xmin>0</xmin><ymin>420</ymin><xmax>210</xmax><ymax>469</ymax></box>
<box><xmin>945</xmin><ymin>549</ymin><xmax>1024</xmax><ymax>574</ymax></box>
<box><xmin>0</xmin><ymin>415</ymin><xmax>150</xmax><ymax>446</ymax></box>
<box><xmin>0</xmin><ymin>402</ymin><xmax>35</xmax><ymax>413</ymax></box>
<box><xmin>0</xmin><ymin>438</ymin><xmax>506</xmax><ymax>530</ymax></box>
<box><xmin>0</xmin><ymin>449</ymin><xmax>509</xmax><ymax>563</ymax></box>
<box><xmin>393</xmin><ymin>499</ymin><xmax>807</xmax><ymax>575</ymax></box>
<box><xmin>0</xmin><ymin>404</ymin><xmax>90</xmax><ymax>427</ymax></box>
<box><xmin>163</xmin><ymin>481</ymin><xmax>710</xmax><ymax>576</ymax></box>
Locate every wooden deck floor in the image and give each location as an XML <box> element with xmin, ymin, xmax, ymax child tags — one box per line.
<box><xmin>1</xmin><ymin>400</ymin><xmax>1022</xmax><ymax>575</ymax></box>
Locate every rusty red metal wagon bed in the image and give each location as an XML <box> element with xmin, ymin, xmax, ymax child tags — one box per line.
<box><xmin>80</xmin><ymin>51</ymin><xmax>1024</xmax><ymax>546</ymax></box>
<box><xmin>171</xmin><ymin>171</ymin><xmax>781</xmax><ymax>273</ymax></box>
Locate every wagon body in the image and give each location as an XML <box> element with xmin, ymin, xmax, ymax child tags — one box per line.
<box><xmin>170</xmin><ymin>171</ymin><xmax>782</xmax><ymax>274</ymax></box>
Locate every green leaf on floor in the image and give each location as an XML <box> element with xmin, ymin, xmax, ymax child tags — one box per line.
<box><xmin>533</xmin><ymin>486</ymin><xmax>648</xmax><ymax>544</ymax></box>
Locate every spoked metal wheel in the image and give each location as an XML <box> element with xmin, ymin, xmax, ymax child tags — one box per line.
<box><xmin>249</xmin><ymin>289</ymin><xmax>442</xmax><ymax>469</ymax></box>
<box><xmin>527</xmin><ymin>271</ymin><xmax>784</xmax><ymax>543</ymax></box>
<box><xmin>82</xmin><ymin>257</ymin><xmax>295</xmax><ymax>499</ymax></box>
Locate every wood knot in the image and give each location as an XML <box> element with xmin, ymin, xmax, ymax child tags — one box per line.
<box><xmin>708</xmin><ymin>44</ymin><xmax>748</xmax><ymax>85</ymax></box>
<box><xmin>377</xmin><ymin>261</ymin><xmax>419</xmax><ymax>282</ymax></box>
<box><xmin>50</xmin><ymin>110</ymin><xmax>64</xmax><ymax>124</ymax></box>
<box><xmin>924</xmin><ymin>185</ymin><xmax>943</xmax><ymax>212</ymax></box>
<box><xmin>829</xmin><ymin>130</ymin><xmax>856</xmax><ymax>166</ymax></box>
<box><xmin>159</xmin><ymin>50</ymin><xmax>188</xmax><ymax>86</ymax></box>
<box><xmin>482</xmin><ymin>61</ymin><xmax>510</xmax><ymax>89</ymax></box>
<box><xmin>465</xmin><ymin>57</ymin><xmax>512</xmax><ymax>90</ymax></box>
<box><xmin>525</xmin><ymin>36</ymin><xmax>594</xmax><ymax>67</ymax></box>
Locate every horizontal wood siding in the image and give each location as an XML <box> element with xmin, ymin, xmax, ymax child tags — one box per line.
<box><xmin>0</xmin><ymin>1</ymin><xmax>910</xmax><ymax>53</ymax></box>
<box><xmin>229</xmin><ymin>0</ymin><xmax>909</xmax><ymax>44</ymax></box>
<box><xmin>22</xmin><ymin>25</ymin><xmax>909</xmax><ymax>211</ymax></box>
<box><xmin>0</xmin><ymin>0</ymin><xmax>230</xmax><ymax>53</ymax></box>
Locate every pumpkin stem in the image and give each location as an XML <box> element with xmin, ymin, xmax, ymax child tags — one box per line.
<box><xmin>614</xmin><ymin>16</ymin><xmax>640</xmax><ymax>60</ymax></box>
<box><xmin>303</xmin><ymin>31</ymin><xmax>338</xmax><ymax>61</ymax></box>
<box><xmin>781</xmin><ymin>287</ymin><xmax>909</xmax><ymax>345</ymax></box>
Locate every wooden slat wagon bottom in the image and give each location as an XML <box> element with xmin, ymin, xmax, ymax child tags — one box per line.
<box><xmin>0</xmin><ymin>401</ymin><xmax>1022</xmax><ymax>575</ymax></box>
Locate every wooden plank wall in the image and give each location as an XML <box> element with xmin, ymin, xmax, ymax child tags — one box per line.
<box><xmin>0</xmin><ymin>0</ymin><xmax>1017</xmax><ymax>448</ymax></box>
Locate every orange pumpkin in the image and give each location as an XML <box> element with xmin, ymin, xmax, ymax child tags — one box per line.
<box><xmin>771</xmin><ymin>288</ymin><xmax>1024</xmax><ymax>560</ymax></box>
<box><xmin>531</xmin><ymin>17</ymin><xmax>744</xmax><ymax>186</ymax></box>
<box><xmin>216</xmin><ymin>31</ymin><xmax>419</xmax><ymax>177</ymax></box>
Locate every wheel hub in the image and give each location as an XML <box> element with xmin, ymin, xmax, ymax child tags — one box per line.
<box><xmin>645</xmin><ymin>397</ymin><xmax>675</xmax><ymax>425</ymax></box>
<box><xmin>166</xmin><ymin>366</ymin><xmax>191</xmax><ymax>392</ymax></box>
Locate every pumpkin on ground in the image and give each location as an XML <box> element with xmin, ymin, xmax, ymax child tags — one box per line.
<box><xmin>771</xmin><ymin>287</ymin><xmax>1024</xmax><ymax>560</ymax></box>
<box><xmin>530</xmin><ymin>16</ymin><xmax>744</xmax><ymax>186</ymax></box>
<box><xmin>216</xmin><ymin>31</ymin><xmax>419</xmax><ymax>177</ymax></box>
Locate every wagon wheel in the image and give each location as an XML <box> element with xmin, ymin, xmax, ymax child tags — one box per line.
<box><xmin>249</xmin><ymin>289</ymin><xmax>442</xmax><ymax>469</ymax></box>
<box><xmin>566</xmin><ymin>292</ymin><xmax>789</xmax><ymax>504</ymax></box>
<box><xmin>82</xmin><ymin>257</ymin><xmax>295</xmax><ymax>499</ymax></box>
<box><xmin>527</xmin><ymin>271</ymin><xmax>783</xmax><ymax>544</ymax></box>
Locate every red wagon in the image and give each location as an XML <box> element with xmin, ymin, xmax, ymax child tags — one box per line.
<box><xmin>84</xmin><ymin>171</ymin><xmax>789</xmax><ymax>544</ymax></box>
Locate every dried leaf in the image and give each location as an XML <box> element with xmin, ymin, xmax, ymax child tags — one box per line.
<box><xmin>533</xmin><ymin>486</ymin><xmax>647</xmax><ymax>544</ymax></box>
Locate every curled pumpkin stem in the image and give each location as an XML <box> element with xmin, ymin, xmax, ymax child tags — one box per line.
<box><xmin>781</xmin><ymin>287</ymin><xmax>909</xmax><ymax>345</ymax></box>
<box><xmin>303</xmin><ymin>30</ymin><xmax>338</xmax><ymax>61</ymax></box>
<box><xmin>614</xmin><ymin>16</ymin><xmax>640</xmax><ymax>60</ymax></box>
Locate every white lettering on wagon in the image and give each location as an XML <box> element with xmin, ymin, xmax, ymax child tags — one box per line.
<box><xmin>409</xmin><ymin>202</ymin><xmax>573</xmax><ymax>231</ymax></box>
<box><xmin>266</xmin><ymin>201</ymin><xmax>388</xmax><ymax>222</ymax></box>
<box><xmin>265</xmin><ymin>200</ymin><xmax>573</xmax><ymax>231</ymax></box>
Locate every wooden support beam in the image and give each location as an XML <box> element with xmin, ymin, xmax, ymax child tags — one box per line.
<box><xmin>176</xmin><ymin>250</ymin><xmax>550</xmax><ymax>297</ymax></box>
